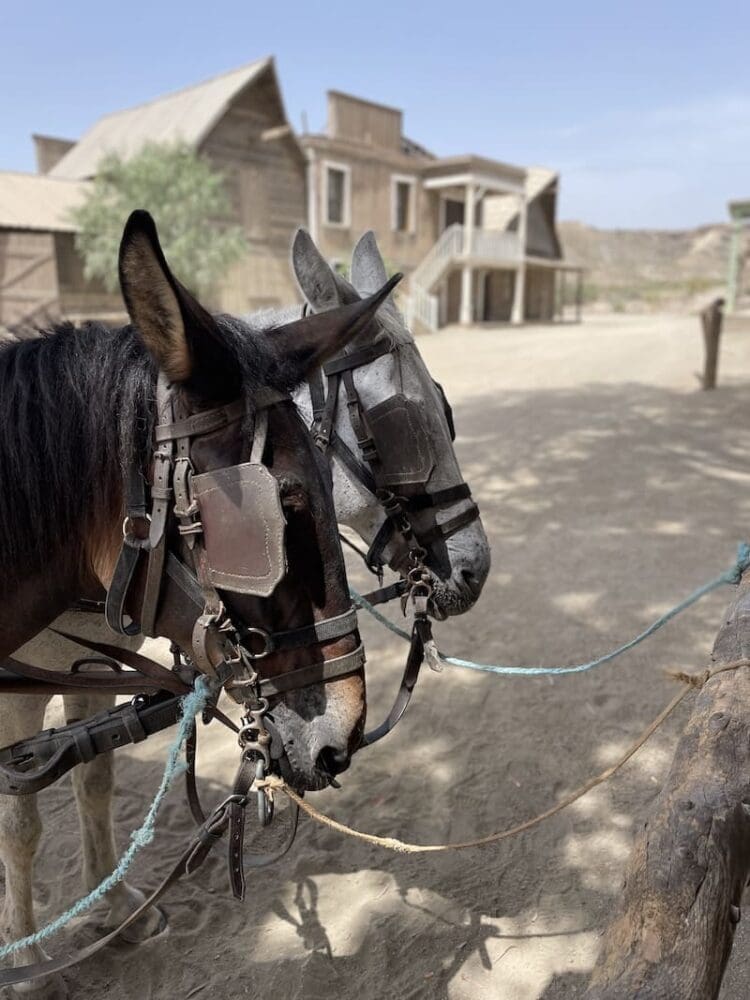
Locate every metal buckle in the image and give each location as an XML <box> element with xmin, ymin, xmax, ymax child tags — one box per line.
<box><xmin>242</xmin><ymin>627</ymin><xmax>274</xmax><ymax>660</ymax></box>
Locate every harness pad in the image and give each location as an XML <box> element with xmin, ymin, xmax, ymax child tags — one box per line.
<box><xmin>366</xmin><ymin>395</ymin><xmax>435</xmax><ymax>486</ymax></box>
<box><xmin>191</xmin><ymin>463</ymin><xmax>286</xmax><ymax>597</ymax></box>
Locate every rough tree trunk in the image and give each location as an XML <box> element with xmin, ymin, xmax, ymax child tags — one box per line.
<box><xmin>587</xmin><ymin>577</ymin><xmax>750</xmax><ymax>999</ymax></box>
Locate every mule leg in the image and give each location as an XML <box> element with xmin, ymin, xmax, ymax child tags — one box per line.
<box><xmin>0</xmin><ymin>693</ymin><xmax>67</xmax><ymax>999</ymax></box>
<box><xmin>63</xmin><ymin>692</ymin><xmax>165</xmax><ymax>942</ymax></box>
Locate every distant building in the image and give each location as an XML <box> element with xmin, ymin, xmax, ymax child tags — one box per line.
<box><xmin>727</xmin><ymin>199</ymin><xmax>750</xmax><ymax>314</ymax></box>
<box><xmin>0</xmin><ymin>58</ymin><xmax>581</xmax><ymax>331</ymax></box>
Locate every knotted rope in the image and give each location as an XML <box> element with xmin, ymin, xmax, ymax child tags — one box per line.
<box><xmin>0</xmin><ymin>677</ymin><xmax>211</xmax><ymax>959</ymax></box>
<box><xmin>352</xmin><ymin>542</ymin><xmax>750</xmax><ymax>678</ymax></box>
<box><xmin>262</xmin><ymin>659</ymin><xmax>750</xmax><ymax>854</ymax></box>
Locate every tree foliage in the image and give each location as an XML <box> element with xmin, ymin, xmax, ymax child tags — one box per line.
<box><xmin>71</xmin><ymin>143</ymin><xmax>247</xmax><ymax>297</ymax></box>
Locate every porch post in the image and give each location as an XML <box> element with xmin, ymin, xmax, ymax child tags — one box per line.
<box><xmin>305</xmin><ymin>147</ymin><xmax>319</xmax><ymax>245</ymax></box>
<box><xmin>476</xmin><ymin>268</ymin><xmax>487</xmax><ymax>323</ymax></box>
<box><xmin>510</xmin><ymin>191</ymin><xmax>528</xmax><ymax>324</ymax></box>
<box><xmin>459</xmin><ymin>183</ymin><xmax>476</xmax><ymax>325</ymax></box>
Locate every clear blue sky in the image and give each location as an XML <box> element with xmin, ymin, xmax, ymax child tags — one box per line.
<box><xmin>2</xmin><ymin>0</ymin><xmax>748</xmax><ymax>229</ymax></box>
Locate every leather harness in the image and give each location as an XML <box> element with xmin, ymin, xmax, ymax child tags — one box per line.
<box><xmin>0</xmin><ymin>375</ymin><xmax>366</xmax><ymax>796</ymax></box>
<box><xmin>307</xmin><ymin>336</ymin><xmax>480</xmax><ymax>607</ymax></box>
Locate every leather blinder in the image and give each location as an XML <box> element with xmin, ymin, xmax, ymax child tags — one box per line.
<box><xmin>190</xmin><ymin>463</ymin><xmax>286</xmax><ymax>598</ymax></box>
<box><xmin>365</xmin><ymin>395</ymin><xmax>435</xmax><ymax>487</ymax></box>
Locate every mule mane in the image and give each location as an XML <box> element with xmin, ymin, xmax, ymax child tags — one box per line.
<box><xmin>0</xmin><ymin>316</ymin><xmax>288</xmax><ymax>586</ymax></box>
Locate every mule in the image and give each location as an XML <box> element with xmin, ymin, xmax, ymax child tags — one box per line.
<box><xmin>0</xmin><ymin>210</ymin><xmax>395</xmax><ymax>995</ymax></box>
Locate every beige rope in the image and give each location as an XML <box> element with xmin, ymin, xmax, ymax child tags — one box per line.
<box><xmin>259</xmin><ymin>659</ymin><xmax>750</xmax><ymax>855</ymax></box>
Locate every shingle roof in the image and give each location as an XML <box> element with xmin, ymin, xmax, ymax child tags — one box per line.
<box><xmin>50</xmin><ymin>58</ymin><xmax>272</xmax><ymax>180</ymax></box>
<box><xmin>0</xmin><ymin>172</ymin><xmax>89</xmax><ymax>231</ymax></box>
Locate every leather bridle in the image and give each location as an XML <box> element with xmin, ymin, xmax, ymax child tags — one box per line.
<box><xmin>105</xmin><ymin>371</ymin><xmax>365</xmax><ymax>703</ymax></box>
<box><xmin>0</xmin><ymin>372</ymin><xmax>367</xmax><ymax>810</ymax></box>
<box><xmin>307</xmin><ymin>336</ymin><xmax>480</xmax><ymax>609</ymax></box>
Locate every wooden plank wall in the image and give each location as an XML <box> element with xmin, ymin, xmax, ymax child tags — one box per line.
<box><xmin>202</xmin><ymin>70</ymin><xmax>307</xmax><ymax>313</ymax></box>
<box><xmin>311</xmin><ymin>140</ymin><xmax>439</xmax><ymax>278</ymax></box>
<box><xmin>328</xmin><ymin>92</ymin><xmax>402</xmax><ymax>151</ymax></box>
<box><xmin>0</xmin><ymin>229</ymin><xmax>60</xmax><ymax>328</ymax></box>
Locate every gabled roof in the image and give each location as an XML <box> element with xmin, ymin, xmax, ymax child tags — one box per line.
<box><xmin>0</xmin><ymin>172</ymin><xmax>89</xmax><ymax>231</ymax></box>
<box><xmin>483</xmin><ymin>167</ymin><xmax>559</xmax><ymax>230</ymax></box>
<box><xmin>50</xmin><ymin>58</ymin><xmax>273</xmax><ymax>180</ymax></box>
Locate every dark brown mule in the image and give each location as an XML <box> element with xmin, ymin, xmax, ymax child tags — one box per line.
<box><xmin>0</xmin><ymin>210</ymin><xmax>394</xmax><ymax>989</ymax></box>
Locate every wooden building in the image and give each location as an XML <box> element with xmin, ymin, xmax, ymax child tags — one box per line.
<box><xmin>301</xmin><ymin>91</ymin><xmax>580</xmax><ymax>330</ymax></box>
<box><xmin>727</xmin><ymin>199</ymin><xmax>750</xmax><ymax>314</ymax></box>
<box><xmin>0</xmin><ymin>59</ymin><xmax>579</xmax><ymax>331</ymax></box>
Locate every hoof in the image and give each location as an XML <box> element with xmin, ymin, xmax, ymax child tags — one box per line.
<box><xmin>102</xmin><ymin>882</ymin><xmax>167</xmax><ymax>945</ymax></box>
<box><xmin>10</xmin><ymin>971</ymin><xmax>68</xmax><ymax>1000</ymax></box>
<box><xmin>115</xmin><ymin>904</ymin><xmax>167</xmax><ymax>945</ymax></box>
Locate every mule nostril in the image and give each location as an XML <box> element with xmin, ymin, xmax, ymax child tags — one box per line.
<box><xmin>461</xmin><ymin>569</ymin><xmax>481</xmax><ymax>597</ymax></box>
<box><xmin>317</xmin><ymin>746</ymin><xmax>351</xmax><ymax>777</ymax></box>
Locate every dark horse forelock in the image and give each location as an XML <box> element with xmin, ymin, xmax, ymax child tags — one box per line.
<box><xmin>0</xmin><ymin>316</ymin><xmax>290</xmax><ymax>587</ymax></box>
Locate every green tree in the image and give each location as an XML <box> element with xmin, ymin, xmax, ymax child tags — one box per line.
<box><xmin>70</xmin><ymin>142</ymin><xmax>247</xmax><ymax>297</ymax></box>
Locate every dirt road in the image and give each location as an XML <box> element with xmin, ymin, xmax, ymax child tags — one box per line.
<box><xmin>11</xmin><ymin>312</ymin><xmax>750</xmax><ymax>999</ymax></box>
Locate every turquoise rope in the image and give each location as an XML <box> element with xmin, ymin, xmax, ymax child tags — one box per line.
<box><xmin>351</xmin><ymin>542</ymin><xmax>750</xmax><ymax>678</ymax></box>
<box><xmin>0</xmin><ymin>677</ymin><xmax>210</xmax><ymax>959</ymax></box>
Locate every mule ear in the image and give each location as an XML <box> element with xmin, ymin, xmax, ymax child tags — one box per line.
<box><xmin>118</xmin><ymin>210</ymin><xmax>239</xmax><ymax>399</ymax></box>
<box><xmin>351</xmin><ymin>231</ymin><xmax>388</xmax><ymax>291</ymax></box>
<box><xmin>269</xmin><ymin>272</ymin><xmax>402</xmax><ymax>385</ymax></box>
<box><xmin>291</xmin><ymin>229</ymin><xmax>342</xmax><ymax>312</ymax></box>
<box><xmin>350</xmin><ymin>231</ymin><xmax>400</xmax><ymax>319</ymax></box>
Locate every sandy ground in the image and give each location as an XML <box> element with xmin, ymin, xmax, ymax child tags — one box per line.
<box><xmin>7</xmin><ymin>311</ymin><xmax>750</xmax><ymax>999</ymax></box>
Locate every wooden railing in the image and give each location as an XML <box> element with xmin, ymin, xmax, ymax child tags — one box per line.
<box><xmin>406</xmin><ymin>223</ymin><xmax>523</xmax><ymax>333</ymax></box>
<box><xmin>404</xmin><ymin>285</ymin><xmax>439</xmax><ymax>333</ymax></box>
<box><xmin>469</xmin><ymin>227</ymin><xmax>522</xmax><ymax>262</ymax></box>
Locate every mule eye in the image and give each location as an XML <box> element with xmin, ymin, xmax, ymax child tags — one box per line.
<box><xmin>278</xmin><ymin>477</ymin><xmax>308</xmax><ymax>512</ymax></box>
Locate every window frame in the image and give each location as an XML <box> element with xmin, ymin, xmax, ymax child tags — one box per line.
<box><xmin>391</xmin><ymin>173</ymin><xmax>418</xmax><ymax>235</ymax></box>
<box><xmin>323</xmin><ymin>160</ymin><xmax>352</xmax><ymax>229</ymax></box>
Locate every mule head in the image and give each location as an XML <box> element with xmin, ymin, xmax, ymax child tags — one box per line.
<box><xmin>117</xmin><ymin>210</ymin><xmax>396</xmax><ymax>790</ymax></box>
<box><xmin>292</xmin><ymin>229</ymin><xmax>490</xmax><ymax>619</ymax></box>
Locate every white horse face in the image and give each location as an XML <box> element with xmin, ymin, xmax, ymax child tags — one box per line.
<box><xmin>290</xmin><ymin>230</ymin><xmax>491</xmax><ymax>619</ymax></box>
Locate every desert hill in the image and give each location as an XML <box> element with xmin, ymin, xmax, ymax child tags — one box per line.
<box><xmin>558</xmin><ymin>220</ymin><xmax>745</xmax><ymax>312</ymax></box>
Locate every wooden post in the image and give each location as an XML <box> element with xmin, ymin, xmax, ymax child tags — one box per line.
<box><xmin>701</xmin><ymin>297</ymin><xmax>725</xmax><ymax>390</ymax></box>
<box><xmin>510</xmin><ymin>192</ymin><xmax>528</xmax><ymax>324</ymax></box>
<box><xmin>459</xmin><ymin>184</ymin><xmax>476</xmax><ymax>325</ymax></box>
<box><xmin>586</xmin><ymin>576</ymin><xmax>750</xmax><ymax>1000</ymax></box>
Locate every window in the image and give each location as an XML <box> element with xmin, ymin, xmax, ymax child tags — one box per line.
<box><xmin>391</xmin><ymin>175</ymin><xmax>417</xmax><ymax>234</ymax></box>
<box><xmin>324</xmin><ymin>162</ymin><xmax>350</xmax><ymax>227</ymax></box>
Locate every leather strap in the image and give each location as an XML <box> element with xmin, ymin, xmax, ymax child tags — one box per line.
<box><xmin>231</xmin><ymin>643</ymin><xmax>365</xmax><ymax>699</ymax></box>
<box><xmin>0</xmin><ymin>694</ymin><xmax>184</xmax><ymax>795</ymax></box>
<box><xmin>141</xmin><ymin>375</ymin><xmax>175</xmax><ymax>636</ymax></box>
<box><xmin>360</xmin><ymin>617</ymin><xmax>430</xmax><ymax>746</ymax></box>
<box><xmin>403</xmin><ymin>483</ymin><xmax>472</xmax><ymax>511</ymax></box>
<box><xmin>154</xmin><ymin>399</ymin><xmax>245</xmax><ymax>443</ymax></box>
<box><xmin>240</xmin><ymin>607</ymin><xmax>359</xmax><ymax>656</ymax></box>
<box><xmin>0</xmin><ymin>661</ymin><xmax>164</xmax><ymax>695</ymax></box>
<box><xmin>227</xmin><ymin>758</ymin><xmax>301</xmax><ymax>900</ymax></box>
<box><xmin>359</xmin><ymin>580</ymin><xmax>407</xmax><ymax>607</ymax></box>
<box><xmin>329</xmin><ymin>434</ymin><xmax>377</xmax><ymax>495</ymax></box>
<box><xmin>0</xmin><ymin>796</ymin><xmax>240</xmax><ymax>987</ymax></box>
<box><xmin>49</xmin><ymin>628</ymin><xmax>190</xmax><ymax>695</ymax></box>
<box><xmin>415</xmin><ymin>503</ymin><xmax>481</xmax><ymax>546</ymax></box>
<box><xmin>323</xmin><ymin>339</ymin><xmax>391</xmax><ymax>375</ymax></box>
<box><xmin>105</xmin><ymin>534</ymin><xmax>146</xmax><ymax>635</ymax></box>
